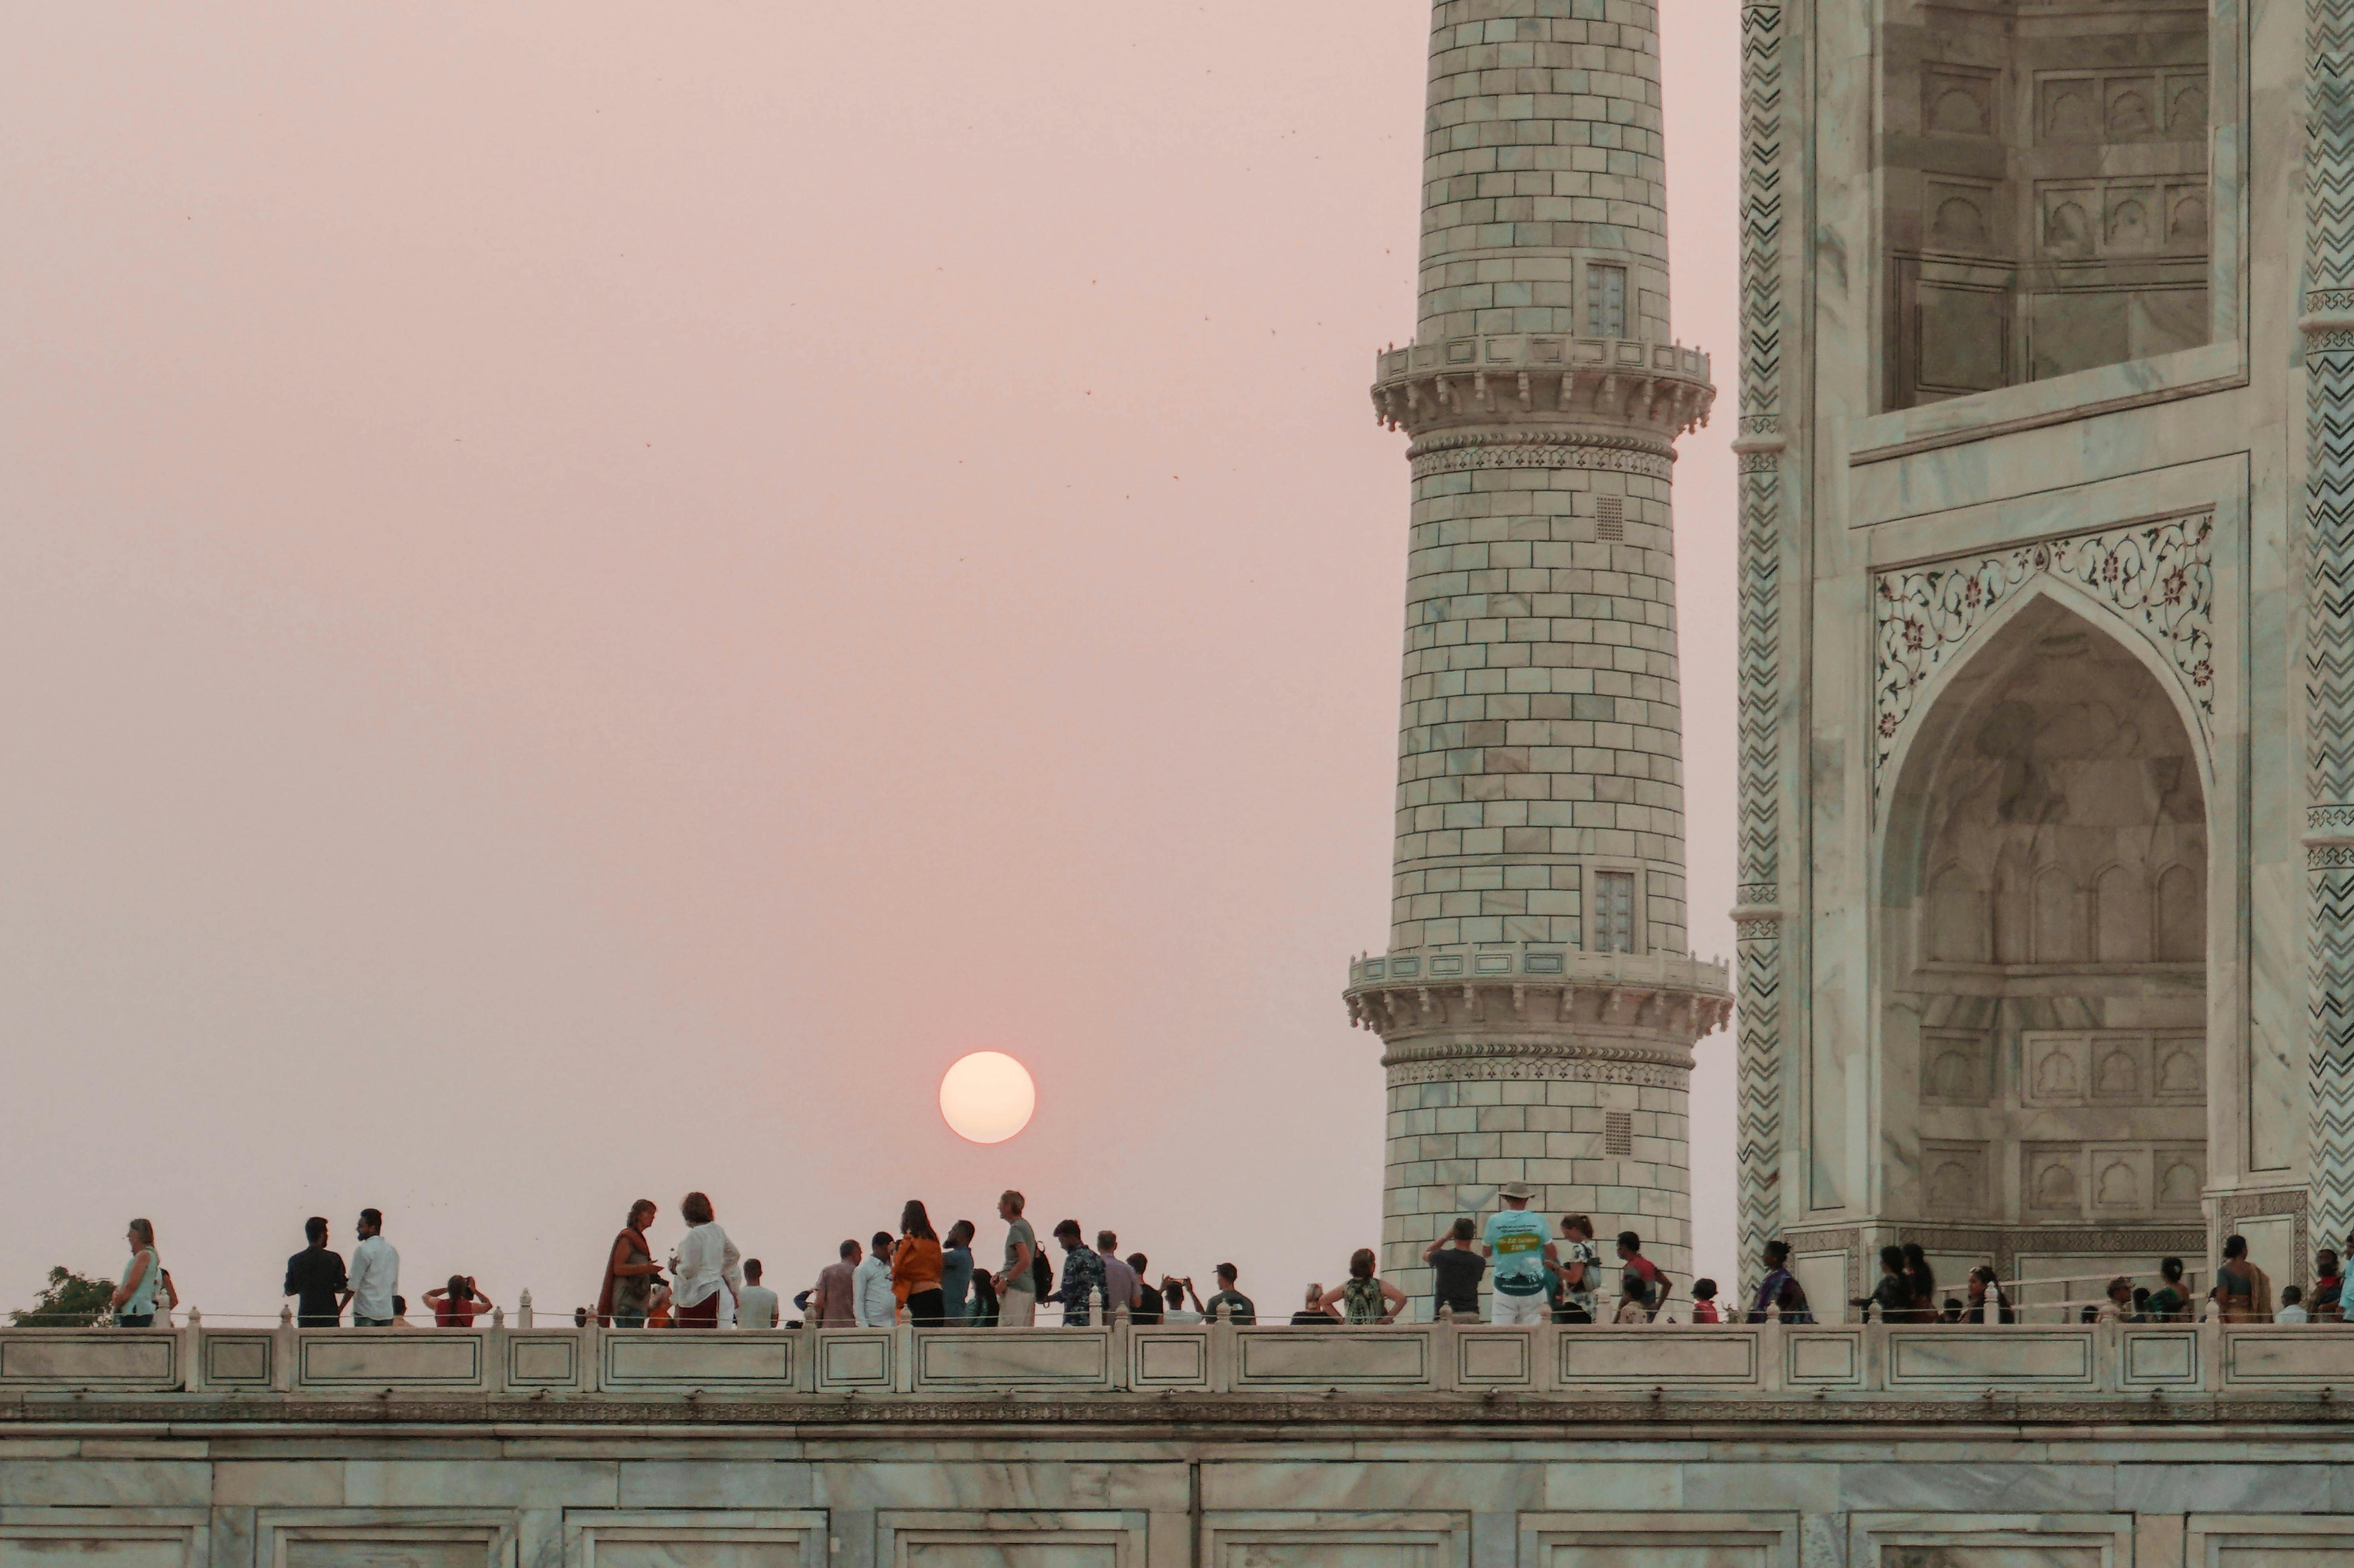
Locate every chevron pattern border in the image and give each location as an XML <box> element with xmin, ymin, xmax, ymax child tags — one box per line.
<box><xmin>2308</xmin><ymin>0</ymin><xmax>2354</xmax><ymax>1255</ymax></box>
<box><xmin>1735</xmin><ymin>0</ymin><xmax>1788</xmax><ymax>1290</ymax></box>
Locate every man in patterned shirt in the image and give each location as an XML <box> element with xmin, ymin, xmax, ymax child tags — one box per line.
<box><xmin>1050</xmin><ymin>1220</ymin><xmax>1105</xmax><ymax>1326</ymax></box>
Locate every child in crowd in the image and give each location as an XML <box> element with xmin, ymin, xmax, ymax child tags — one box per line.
<box><xmin>1689</xmin><ymin>1278</ymin><xmax>1721</xmax><ymax>1323</ymax></box>
<box><xmin>2278</xmin><ymin>1285</ymin><xmax>2310</xmax><ymax>1324</ymax></box>
<box><xmin>1613</xmin><ymin>1271</ymin><xmax>1652</xmax><ymax>1324</ymax></box>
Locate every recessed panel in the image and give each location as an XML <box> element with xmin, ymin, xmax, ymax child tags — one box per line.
<box><xmin>914</xmin><ymin>1331</ymin><xmax>1108</xmax><ymax>1389</ymax></box>
<box><xmin>1887</xmin><ymin>1331</ymin><xmax>2095</xmax><ymax>1386</ymax></box>
<box><xmin>0</xmin><ymin>1534</ymin><xmax>193</xmax><ymax>1568</ymax></box>
<box><xmin>296</xmin><ymin>1334</ymin><xmax>483</xmax><ymax>1389</ymax></box>
<box><xmin>1233</xmin><ymin>1330</ymin><xmax>1429</xmax><ymax>1385</ymax></box>
<box><xmin>1559</xmin><ymin>1331</ymin><xmax>1759</xmax><ymax>1386</ymax></box>
<box><xmin>0</xmin><ymin>1333</ymin><xmax>177</xmax><ymax>1387</ymax></box>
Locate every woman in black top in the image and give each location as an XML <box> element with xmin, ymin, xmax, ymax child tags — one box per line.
<box><xmin>1125</xmin><ymin>1254</ymin><xmax>1161</xmax><ymax>1325</ymax></box>
<box><xmin>1853</xmin><ymin>1245</ymin><xmax>1913</xmax><ymax>1322</ymax></box>
<box><xmin>1422</xmin><ymin>1217</ymin><xmax>1488</xmax><ymax>1320</ymax></box>
<box><xmin>1901</xmin><ymin>1243</ymin><xmax>1937</xmax><ymax>1324</ymax></box>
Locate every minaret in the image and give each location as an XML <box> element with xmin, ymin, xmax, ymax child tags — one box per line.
<box><xmin>1345</xmin><ymin>0</ymin><xmax>1733</xmax><ymax>1305</ymax></box>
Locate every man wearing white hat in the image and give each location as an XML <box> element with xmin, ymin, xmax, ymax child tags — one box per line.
<box><xmin>1479</xmin><ymin>1181</ymin><xmax>1559</xmax><ymax>1328</ymax></box>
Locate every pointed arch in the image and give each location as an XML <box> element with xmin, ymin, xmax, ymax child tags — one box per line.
<box><xmin>1879</xmin><ymin>572</ymin><xmax>2214</xmax><ymax>831</ymax></box>
<box><xmin>1880</xmin><ymin>587</ymin><xmax>2209</xmax><ymax>1238</ymax></box>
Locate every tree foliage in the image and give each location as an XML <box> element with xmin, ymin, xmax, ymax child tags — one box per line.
<box><xmin>12</xmin><ymin>1266</ymin><xmax>115</xmax><ymax>1327</ymax></box>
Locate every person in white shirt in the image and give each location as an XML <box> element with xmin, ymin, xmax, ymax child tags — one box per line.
<box><xmin>854</xmin><ymin>1230</ymin><xmax>898</xmax><ymax>1327</ymax></box>
<box><xmin>668</xmin><ymin>1191</ymin><xmax>742</xmax><ymax>1330</ymax></box>
<box><xmin>2278</xmin><ymin>1285</ymin><xmax>2311</xmax><ymax>1324</ymax></box>
<box><xmin>737</xmin><ymin>1258</ymin><xmax>780</xmax><ymax>1331</ymax></box>
<box><xmin>342</xmin><ymin>1208</ymin><xmax>400</xmax><ymax>1327</ymax></box>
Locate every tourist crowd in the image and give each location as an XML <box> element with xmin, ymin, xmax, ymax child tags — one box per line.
<box><xmin>74</xmin><ymin>1189</ymin><xmax>2351</xmax><ymax>1331</ymax></box>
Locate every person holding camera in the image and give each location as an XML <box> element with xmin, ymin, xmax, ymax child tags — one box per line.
<box><xmin>423</xmin><ymin>1275</ymin><xmax>494</xmax><ymax>1327</ymax></box>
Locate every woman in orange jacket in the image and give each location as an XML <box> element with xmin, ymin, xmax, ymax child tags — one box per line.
<box><xmin>893</xmin><ymin>1200</ymin><xmax>946</xmax><ymax>1326</ymax></box>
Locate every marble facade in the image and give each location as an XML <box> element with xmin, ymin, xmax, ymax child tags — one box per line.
<box><xmin>1731</xmin><ymin>0</ymin><xmax>2352</xmax><ymax>1313</ymax></box>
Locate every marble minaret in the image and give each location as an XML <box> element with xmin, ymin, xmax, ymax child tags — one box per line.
<box><xmin>1344</xmin><ymin>0</ymin><xmax>1731</xmax><ymax>1305</ymax></box>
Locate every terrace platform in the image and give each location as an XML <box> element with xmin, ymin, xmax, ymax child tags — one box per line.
<box><xmin>10</xmin><ymin>1324</ymin><xmax>2354</xmax><ymax>1568</ymax></box>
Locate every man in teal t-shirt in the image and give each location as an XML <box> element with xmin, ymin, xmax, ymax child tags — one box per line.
<box><xmin>1480</xmin><ymin>1181</ymin><xmax>1559</xmax><ymax>1327</ymax></box>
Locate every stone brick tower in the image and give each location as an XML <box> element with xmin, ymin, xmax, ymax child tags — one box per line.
<box><xmin>1343</xmin><ymin>0</ymin><xmax>1732</xmax><ymax>1307</ymax></box>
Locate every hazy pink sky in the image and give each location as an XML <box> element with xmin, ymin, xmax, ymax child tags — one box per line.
<box><xmin>0</xmin><ymin>3</ymin><xmax>1742</xmax><ymax>1319</ymax></box>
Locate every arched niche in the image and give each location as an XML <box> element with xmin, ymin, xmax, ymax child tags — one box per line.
<box><xmin>1879</xmin><ymin>593</ymin><xmax>2208</xmax><ymax>1233</ymax></box>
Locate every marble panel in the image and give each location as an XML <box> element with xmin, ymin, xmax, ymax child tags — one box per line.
<box><xmin>202</xmin><ymin>1335</ymin><xmax>271</xmax><ymax>1389</ymax></box>
<box><xmin>1231</xmin><ymin>1331</ymin><xmax>1432</xmax><ymax>1388</ymax></box>
<box><xmin>602</xmin><ymin>1336</ymin><xmax>796</xmax><ymax>1394</ymax></box>
<box><xmin>1126</xmin><ymin>1331</ymin><xmax>1209</xmax><ymax>1391</ymax></box>
<box><xmin>1847</xmin><ymin>1514</ymin><xmax>2130</xmax><ymax>1568</ymax></box>
<box><xmin>508</xmin><ymin>1336</ymin><xmax>582</xmax><ymax>1391</ymax></box>
<box><xmin>2218</xmin><ymin>1330</ymin><xmax>2354</xmax><ymax>1387</ymax></box>
<box><xmin>0</xmin><ymin>1334</ymin><xmax>178</xmax><ymax>1390</ymax></box>
<box><xmin>0</xmin><ymin>1464</ymin><xmax>210</xmax><ymax>1510</ymax></box>
<box><xmin>1199</xmin><ymin>1511</ymin><xmax>1466</xmax><ymax>1568</ymax></box>
<box><xmin>294</xmin><ymin>1335</ymin><xmax>485</xmax><ymax>1391</ymax></box>
<box><xmin>1784</xmin><ymin>1331</ymin><xmax>1865</xmax><ymax>1387</ymax></box>
<box><xmin>1790</xmin><ymin>1258</ymin><xmax>1852</xmax><ymax>1327</ymax></box>
<box><xmin>338</xmin><ymin>1461</ymin><xmax>617</xmax><ymax>1511</ymax></box>
<box><xmin>1203</xmin><ymin>1462</ymin><xmax>1529</xmax><ymax>1516</ymax></box>
<box><xmin>2186</xmin><ymin>1519</ymin><xmax>2354</xmax><ymax>1568</ymax></box>
<box><xmin>2115</xmin><ymin>1472</ymin><xmax>2331</xmax><ymax>1515</ymax></box>
<box><xmin>1521</xmin><ymin>1514</ymin><xmax>1795</xmax><ymax>1568</ymax></box>
<box><xmin>1837</xmin><ymin>1476</ymin><xmax>2122</xmax><ymax>1515</ymax></box>
<box><xmin>0</xmin><ymin>1523</ymin><xmax>202</xmax><ymax>1568</ymax></box>
<box><xmin>911</xmin><ymin>1332</ymin><xmax>1110</xmax><ymax>1393</ymax></box>
<box><xmin>563</xmin><ymin>1510</ymin><xmax>826</xmax><ymax>1568</ymax></box>
<box><xmin>812</xmin><ymin>1333</ymin><xmax>890</xmax><ymax>1394</ymax></box>
<box><xmin>212</xmin><ymin>1464</ymin><xmax>348</xmax><ymax>1510</ymax></box>
<box><xmin>1885</xmin><ymin>1331</ymin><xmax>2095</xmax><ymax>1388</ymax></box>
<box><xmin>1453</xmin><ymin>1329</ymin><xmax>1535</xmax><ymax>1389</ymax></box>
<box><xmin>256</xmin><ymin>1512</ymin><xmax>517</xmax><ymax>1568</ymax></box>
<box><xmin>614</xmin><ymin>1468</ymin><xmax>812</xmax><ymax>1514</ymax></box>
<box><xmin>2116</xmin><ymin>1328</ymin><xmax>2200</xmax><ymax>1388</ymax></box>
<box><xmin>1558</xmin><ymin>1331</ymin><xmax>1761</xmax><ymax>1387</ymax></box>
<box><xmin>873</xmin><ymin>1510</ymin><xmax>1143</xmax><ymax>1568</ymax></box>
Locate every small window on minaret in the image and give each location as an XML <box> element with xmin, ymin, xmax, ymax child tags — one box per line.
<box><xmin>1596</xmin><ymin>495</ymin><xmax>1625</xmax><ymax>541</ymax></box>
<box><xmin>1593</xmin><ymin>870</ymin><xmax>1637</xmax><ymax>953</ymax></box>
<box><xmin>1586</xmin><ymin>265</ymin><xmax>1627</xmax><ymax>339</ymax></box>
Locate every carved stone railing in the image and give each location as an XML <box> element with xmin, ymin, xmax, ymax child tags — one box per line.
<box><xmin>1343</xmin><ymin>949</ymin><xmax>1735</xmax><ymax>1068</ymax></box>
<box><xmin>1370</xmin><ymin>335</ymin><xmax>1716</xmax><ymax>443</ymax></box>
<box><xmin>5</xmin><ymin>1321</ymin><xmax>2354</xmax><ymax>1405</ymax></box>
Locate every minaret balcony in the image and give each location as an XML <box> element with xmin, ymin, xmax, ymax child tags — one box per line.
<box><xmin>1371</xmin><ymin>334</ymin><xmax>1716</xmax><ymax>443</ymax></box>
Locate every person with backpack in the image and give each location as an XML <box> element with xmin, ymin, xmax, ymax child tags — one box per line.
<box><xmin>992</xmin><ymin>1190</ymin><xmax>1040</xmax><ymax>1328</ymax></box>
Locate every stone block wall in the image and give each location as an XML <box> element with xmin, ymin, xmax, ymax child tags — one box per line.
<box><xmin>1383</xmin><ymin>1069</ymin><xmax>1693</xmax><ymax>1294</ymax></box>
<box><xmin>1390</xmin><ymin>456</ymin><xmax>1687</xmax><ymax>956</ymax></box>
<box><xmin>1419</xmin><ymin>0</ymin><xmax>1671</xmax><ymax>344</ymax></box>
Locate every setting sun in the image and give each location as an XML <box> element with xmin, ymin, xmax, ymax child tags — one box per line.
<box><xmin>938</xmin><ymin>1051</ymin><xmax>1036</xmax><ymax>1145</ymax></box>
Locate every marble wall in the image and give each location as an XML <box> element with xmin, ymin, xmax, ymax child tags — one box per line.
<box><xmin>1879</xmin><ymin>0</ymin><xmax>2212</xmax><ymax>407</ymax></box>
<box><xmin>14</xmin><ymin>1388</ymin><xmax>2354</xmax><ymax>1568</ymax></box>
<box><xmin>1739</xmin><ymin>0</ymin><xmax>2305</xmax><ymax>1297</ymax></box>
